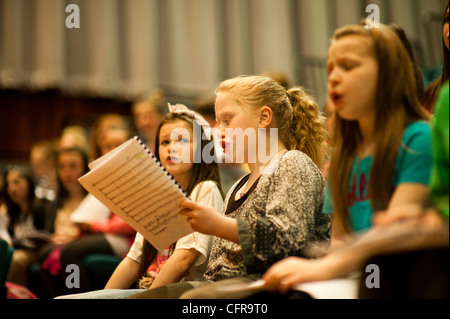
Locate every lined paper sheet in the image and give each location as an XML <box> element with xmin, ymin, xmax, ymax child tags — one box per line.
<box><xmin>78</xmin><ymin>137</ymin><xmax>193</xmax><ymax>251</ymax></box>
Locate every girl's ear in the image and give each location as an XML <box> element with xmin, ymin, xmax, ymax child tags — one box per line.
<box><xmin>259</xmin><ymin>106</ymin><xmax>273</xmax><ymax>128</ymax></box>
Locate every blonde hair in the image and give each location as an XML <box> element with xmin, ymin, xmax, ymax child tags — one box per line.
<box><xmin>215</xmin><ymin>75</ymin><xmax>327</xmax><ymax>169</ymax></box>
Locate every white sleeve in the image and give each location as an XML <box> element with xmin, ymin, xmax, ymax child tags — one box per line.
<box><xmin>126</xmin><ymin>232</ymin><xmax>145</xmax><ymax>263</ymax></box>
<box><xmin>174</xmin><ymin>181</ymin><xmax>224</xmax><ymax>266</ymax></box>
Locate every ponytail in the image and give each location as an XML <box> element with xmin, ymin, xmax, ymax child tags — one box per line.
<box><xmin>285</xmin><ymin>88</ymin><xmax>328</xmax><ymax>169</ymax></box>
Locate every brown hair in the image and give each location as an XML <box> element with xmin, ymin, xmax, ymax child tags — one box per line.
<box><xmin>56</xmin><ymin>147</ymin><xmax>89</xmax><ymax>208</ymax></box>
<box><xmin>2</xmin><ymin>166</ymin><xmax>37</xmax><ymax>235</ymax></box>
<box><xmin>421</xmin><ymin>1</ymin><xmax>449</xmax><ymax>112</ymax></box>
<box><xmin>328</xmin><ymin>24</ymin><xmax>430</xmax><ymax>236</ymax></box>
<box><xmin>132</xmin><ymin>88</ymin><xmax>168</xmax><ymax>117</ymax></box>
<box><xmin>215</xmin><ymin>75</ymin><xmax>327</xmax><ymax>169</ymax></box>
<box><xmin>89</xmin><ymin>113</ymin><xmax>131</xmax><ymax>160</ymax></box>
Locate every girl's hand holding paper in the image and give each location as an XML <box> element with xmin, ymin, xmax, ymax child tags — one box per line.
<box><xmin>180</xmin><ymin>201</ymin><xmax>220</xmax><ymax>234</ymax></box>
<box><xmin>180</xmin><ymin>200</ymin><xmax>239</xmax><ymax>243</ymax></box>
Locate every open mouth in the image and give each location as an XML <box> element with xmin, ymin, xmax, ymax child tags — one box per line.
<box><xmin>166</xmin><ymin>155</ymin><xmax>179</xmax><ymax>164</ymax></box>
<box><xmin>330</xmin><ymin>91</ymin><xmax>343</xmax><ymax>105</ymax></box>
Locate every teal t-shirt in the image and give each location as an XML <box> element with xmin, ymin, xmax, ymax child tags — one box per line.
<box><xmin>324</xmin><ymin>121</ymin><xmax>432</xmax><ymax>232</ymax></box>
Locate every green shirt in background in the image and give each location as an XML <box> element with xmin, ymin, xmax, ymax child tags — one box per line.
<box><xmin>430</xmin><ymin>82</ymin><xmax>449</xmax><ymax>221</ymax></box>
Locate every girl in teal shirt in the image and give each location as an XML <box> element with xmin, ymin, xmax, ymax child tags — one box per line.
<box><xmin>262</xmin><ymin>23</ymin><xmax>434</xmax><ymax>293</ymax></box>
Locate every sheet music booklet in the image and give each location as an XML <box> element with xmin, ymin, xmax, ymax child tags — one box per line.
<box><xmin>78</xmin><ymin>136</ymin><xmax>192</xmax><ymax>251</ymax></box>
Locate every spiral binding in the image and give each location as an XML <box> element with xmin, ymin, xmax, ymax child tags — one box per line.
<box><xmin>133</xmin><ymin>136</ymin><xmax>190</xmax><ymax>199</ymax></box>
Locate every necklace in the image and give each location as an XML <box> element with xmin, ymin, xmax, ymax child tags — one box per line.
<box><xmin>235</xmin><ymin>147</ymin><xmax>287</xmax><ymax>200</ymax></box>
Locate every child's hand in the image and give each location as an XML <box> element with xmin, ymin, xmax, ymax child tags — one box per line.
<box><xmin>180</xmin><ymin>200</ymin><xmax>222</xmax><ymax>235</ymax></box>
<box><xmin>181</xmin><ymin>200</ymin><xmax>239</xmax><ymax>243</ymax></box>
<box><xmin>373</xmin><ymin>204</ymin><xmax>424</xmax><ymax>226</ymax></box>
<box><xmin>262</xmin><ymin>257</ymin><xmax>325</xmax><ymax>294</ymax></box>
<box><xmin>374</xmin><ymin>205</ymin><xmax>445</xmax><ymax>230</ymax></box>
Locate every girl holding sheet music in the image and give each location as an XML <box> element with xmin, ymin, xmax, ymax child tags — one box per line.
<box><xmin>127</xmin><ymin>75</ymin><xmax>331</xmax><ymax>299</ymax></box>
<box><xmin>56</xmin><ymin>104</ymin><xmax>225</xmax><ymax>299</ymax></box>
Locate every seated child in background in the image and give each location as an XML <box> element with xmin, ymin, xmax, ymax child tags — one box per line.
<box><xmin>1</xmin><ymin>166</ymin><xmax>49</xmax><ymax>288</ymax></box>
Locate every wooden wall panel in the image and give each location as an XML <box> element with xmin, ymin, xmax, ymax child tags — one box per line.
<box><xmin>0</xmin><ymin>89</ymin><xmax>133</xmax><ymax>164</ymax></box>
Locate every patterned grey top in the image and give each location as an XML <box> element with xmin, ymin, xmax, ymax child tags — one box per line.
<box><xmin>203</xmin><ymin>150</ymin><xmax>331</xmax><ymax>281</ymax></box>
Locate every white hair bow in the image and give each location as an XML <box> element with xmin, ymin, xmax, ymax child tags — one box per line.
<box><xmin>167</xmin><ymin>103</ymin><xmax>212</xmax><ymax>139</ymax></box>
